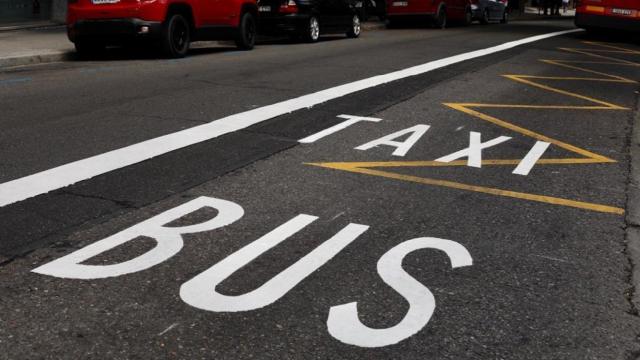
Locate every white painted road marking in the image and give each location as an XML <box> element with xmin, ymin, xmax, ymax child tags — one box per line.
<box><xmin>180</xmin><ymin>215</ymin><xmax>369</xmax><ymax>312</ymax></box>
<box><xmin>513</xmin><ymin>141</ymin><xmax>551</xmax><ymax>175</ymax></box>
<box><xmin>33</xmin><ymin>196</ymin><xmax>473</xmax><ymax>348</ymax></box>
<box><xmin>327</xmin><ymin>237</ymin><xmax>473</xmax><ymax>347</ymax></box>
<box><xmin>435</xmin><ymin>132</ymin><xmax>511</xmax><ymax>168</ymax></box>
<box><xmin>0</xmin><ymin>29</ymin><xmax>581</xmax><ymax>208</ymax></box>
<box><xmin>32</xmin><ymin>197</ymin><xmax>244</xmax><ymax>279</ymax></box>
<box><xmin>299</xmin><ymin>114</ymin><xmax>383</xmax><ymax>143</ymax></box>
<box><xmin>355</xmin><ymin>124</ymin><xmax>431</xmax><ymax>157</ymax></box>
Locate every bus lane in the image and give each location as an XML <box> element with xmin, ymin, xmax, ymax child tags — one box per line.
<box><xmin>1</xmin><ymin>36</ymin><xmax>640</xmax><ymax>359</ymax></box>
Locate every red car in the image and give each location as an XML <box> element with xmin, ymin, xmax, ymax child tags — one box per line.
<box><xmin>575</xmin><ymin>0</ymin><xmax>640</xmax><ymax>32</ymax></box>
<box><xmin>386</xmin><ymin>0</ymin><xmax>473</xmax><ymax>28</ymax></box>
<box><xmin>67</xmin><ymin>0</ymin><xmax>259</xmax><ymax>57</ymax></box>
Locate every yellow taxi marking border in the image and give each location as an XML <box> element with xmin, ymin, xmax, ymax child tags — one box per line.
<box><xmin>307</xmin><ymin>162</ymin><xmax>624</xmax><ymax>215</ymax></box>
<box><xmin>308</xmin><ymin>41</ymin><xmax>638</xmax><ymax>215</ymax></box>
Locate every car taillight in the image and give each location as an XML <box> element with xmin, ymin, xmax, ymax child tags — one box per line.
<box><xmin>280</xmin><ymin>0</ymin><xmax>298</xmax><ymax>13</ymax></box>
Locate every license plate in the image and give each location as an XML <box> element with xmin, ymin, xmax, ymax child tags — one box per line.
<box><xmin>392</xmin><ymin>1</ymin><xmax>408</xmax><ymax>6</ymax></box>
<box><xmin>612</xmin><ymin>8</ymin><xmax>632</xmax><ymax>15</ymax></box>
<box><xmin>91</xmin><ymin>0</ymin><xmax>119</xmax><ymax>4</ymax></box>
<box><xmin>259</xmin><ymin>5</ymin><xmax>271</xmax><ymax>11</ymax></box>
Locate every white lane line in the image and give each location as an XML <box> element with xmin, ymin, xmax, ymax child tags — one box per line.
<box><xmin>0</xmin><ymin>29</ymin><xmax>582</xmax><ymax>207</ymax></box>
<box><xmin>513</xmin><ymin>141</ymin><xmax>551</xmax><ymax>176</ymax></box>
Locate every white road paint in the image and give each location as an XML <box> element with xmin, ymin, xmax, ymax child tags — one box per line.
<box><xmin>180</xmin><ymin>215</ymin><xmax>369</xmax><ymax>312</ymax></box>
<box><xmin>32</xmin><ymin>196</ymin><xmax>474</xmax><ymax>348</ymax></box>
<box><xmin>0</xmin><ymin>29</ymin><xmax>581</xmax><ymax>208</ymax></box>
<box><xmin>327</xmin><ymin>237</ymin><xmax>473</xmax><ymax>347</ymax></box>
<box><xmin>513</xmin><ymin>141</ymin><xmax>550</xmax><ymax>175</ymax></box>
<box><xmin>157</xmin><ymin>323</ymin><xmax>179</xmax><ymax>336</ymax></box>
<box><xmin>299</xmin><ymin>114</ymin><xmax>382</xmax><ymax>143</ymax></box>
<box><xmin>32</xmin><ymin>197</ymin><xmax>243</xmax><ymax>279</ymax></box>
<box><xmin>436</xmin><ymin>131</ymin><xmax>511</xmax><ymax>168</ymax></box>
<box><xmin>355</xmin><ymin>124</ymin><xmax>431</xmax><ymax>157</ymax></box>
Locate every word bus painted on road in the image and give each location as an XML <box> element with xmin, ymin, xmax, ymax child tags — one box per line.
<box><xmin>32</xmin><ymin>196</ymin><xmax>473</xmax><ymax>348</ymax></box>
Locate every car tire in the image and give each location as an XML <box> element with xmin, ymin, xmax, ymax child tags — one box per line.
<box><xmin>235</xmin><ymin>12</ymin><xmax>257</xmax><ymax>50</ymax></box>
<box><xmin>161</xmin><ymin>13</ymin><xmax>190</xmax><ymax>58</ymax></box>
<box><xmin>480</xmin><ymin>8</ymin><xmax>489</xmax><ymax>24</ymax></box>
<box><xmin>500</xmin><ymin>10</ymin><xmax>508</xmax><ymax>24</ymax></box>
<box><xmin>463</xmin><ymin>7</ymin><xmax>472</xmax><ymax>26</ymax></box>
<box><xmin>433</xmin><ymin>6</ymin><xmax>446</xmax><ymax>29</ymax></box>
<box><xmin>304</xmin><ymin>16</ymin><xmax>320</xmax><ymax>42</ymax></box>
<box><xmin>346</xmin><ymin>14</ymin><xmax>361</xmax><ymax>38</ymax></box>
<box><xmin>386</xmin><ymin>17</ymin><xmax>398</xmax><ymax>28</ymax></box>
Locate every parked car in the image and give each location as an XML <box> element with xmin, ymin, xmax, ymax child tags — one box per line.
<box><xmin>386</xmin><ymin>0</ymin><xmax>473</xmax><ymax>28</ymax></box>
<box><xmin>471</xmin><ymin>0</ymin><xmax>508</xmax><ymax>24</ymax></box>
<box><xmin>257</xmin><ymin>0</ymin><xmax>362</xmax><ymax>42</ymax></box>
<box><xmin>575</xmin><ymin>0</ymin><xmax>640</xmax><ymax>33</ymax></box>
<box><xmin>67</xmin><ymin>0</ymin><xmax>259</xmax><ymax>57</ymax></box>
<box><xmin>360</xmin><ymin>0</ymin><xmax>387</xmax><ymax>20</ymax></box>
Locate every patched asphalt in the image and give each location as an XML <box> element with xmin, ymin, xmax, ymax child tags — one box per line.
<box><xmin>2</xmin><ymin>22</ymin><xmax>640</xmax><ymax>359</ymax></box>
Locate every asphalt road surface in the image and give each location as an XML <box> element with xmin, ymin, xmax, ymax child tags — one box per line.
<box><xmin>1</xmin><ymin>18</ymin><xmax>640</xmax><ymax>359</ymax></box>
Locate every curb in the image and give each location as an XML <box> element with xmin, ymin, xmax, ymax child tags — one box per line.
<box><xmin>626</xmin><ymin>92</ymin><xmax>640</xmax><ymax>309</ymax></box>
<box><xmin>511</xmin><ymin>15</ymin><xmax>575</xmax><ymax>21</ymax></box>
<box><xmin>0</xmin><ymin>51</ymin><xmax>74</xmax><ymax>70</ymax></box>
<box><xmin>362</xmin><ymin>20</ymin><xmax>386</xmax><ymax>30</ymax></box>
<box><xmin>0</xmin><ymin>23</ymin><xmax>65</xmax><ymax>32</ymax></box>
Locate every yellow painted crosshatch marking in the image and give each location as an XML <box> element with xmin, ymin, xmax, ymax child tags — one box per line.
<box><xmin>308</xmin><ymin>41</ymin><xmax>640</xmax><ymax>215</ymax></box>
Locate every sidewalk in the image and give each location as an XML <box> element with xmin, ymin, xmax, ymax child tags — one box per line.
<box><xmin>509</xmin><ymin>6</ymin><xmax>575</xmax><ymax>20</ymax></box>
<box><xmin>0</xmin><ymin>15</ymin><xmax>573</xmax><ymax>70</ymax></box>
<box><xmin>0</xmin><ymin>26</ymin><xmax>73</xmax><ymax>68</ymax></box>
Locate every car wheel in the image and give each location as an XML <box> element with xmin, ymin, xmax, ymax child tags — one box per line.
<box><xmin>235</xmin><ymin>12</ymin><xmax>257</xmax><ymax>50</ymax></box>
<box><xmin>433</xmin><ymin>6</ymin><xmax>446</xmax><ymax>29</ymax></box>
<box><xmin>463</xmin><ymin>7</ymin><xmax>472</xmax><ymax>26</ymax></box>
<box><xmin>480</xmin><ymin>8</ymin><xmax>489</xmax><ymax>24</ymax></box>
<box><xmin>500</xmin><ymin>10</ymin><xmax>508</xmax><ymax>24</ymax></box>
<box><xmin>346</xmin><ymin>14</ymin><xmax>361</xmax><ymax>38</ymax></box>
<box><xmin>161</xmin><ymin>13</ymin><xmax>190</xmax><ymax>58</ymax></box>
<box><xmin>386</xmin><ymin>17</ymin><xmax>398</xmax><ymax>28</ymax></box>
<box><xmin>304</xmin><ymin>16</ymin><xmax>320</xmax><ymax>42</ymax></box>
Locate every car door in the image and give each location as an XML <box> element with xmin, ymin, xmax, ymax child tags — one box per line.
<box><xmin>315</xmin><ymin>0</ymin><xmax>338</xmax><ymax>29</ymax></box>
<box><xmin>341</xmin><ymin>0</ymin><xmax>359</xmax><ymax>26</ymax></box>
<box><xmin>202</xmin><ymin>0</ymin><xmax>237</xmax><ymax>25</ymax></box>
<box><xmin>454</xmin><ymin>0</ymin><xmax>469</xmax><ymax>18</ymax></box>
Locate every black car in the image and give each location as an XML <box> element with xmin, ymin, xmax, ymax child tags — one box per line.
<box><xmin>257</xmin><ymin>0</ymin><xmax>362</xmax><ymax>42</ymax></box>
<box><xmin>471</xmin><ymin>0</ymin><xmax>508</xmax><ymax>24</ymax></box>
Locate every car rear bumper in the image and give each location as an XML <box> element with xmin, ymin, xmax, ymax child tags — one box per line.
<box><xmin>575</xmin><ymin>13</ymin><xmax>640</xmax><ymax>32</ymax></box>
<box><xmin>68</xmin><ymin>18</ymin><xmax>163</xmax><ymax>43</ymax></box>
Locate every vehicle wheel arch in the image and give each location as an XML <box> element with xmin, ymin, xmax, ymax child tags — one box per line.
<box><xmin>165</xmin><ymin>3</ymin><xmax>195</xmax><ymax>33</ymax></box>
<box><xmin>433</xmin><ymin>1</ymin><xmax>447</xmax><ymax>28</ymax></box>
<box><xmin>241</xmin><ymin>3</ymin><xmax>259</xmax><ymax>18</ymax></box>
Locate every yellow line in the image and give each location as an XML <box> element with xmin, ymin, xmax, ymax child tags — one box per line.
<box><xmin>582</xmin><ymin>41</ymin><xmax>640</xmax><ymax>54</ymax></box>
<box><xmin>308</xmin><ymin>163</ymin><xmax>624</xmax><ymax>215</ymax></box>
<box><xmin>306</xmin><ymin>41</ymin><xmax>634</xmax><ymax>215</ymax></box>
<box><xmin>443</xmin><ymin>103</ymin><xmax>616</xmax><ymax>162</ymax></box>
<box><xmin>513</xmin><ymin>75</ymin><xmax>630</xmax><ymax>82</ymax></box>
<box><xmin>503</xmin><ymin>75</ymin><xmax>629</xmax><ymax>109</ymax></box>
<box><xmin>555</xmin><ymin>60</ymin><xmax>640</xmax><ymax>66</ymax></box>
<box><xmin>559</xmin><ymin>47</ymin><xmax>640</xmax><ymax>66</ymax></box>
<box><xmin>452</xmin><ymin>103</ymin><xmax>615</xmax><ymax>110</ymax></box>
<box><xmin>539</xmin><ymin>59</ymin><xmax>637</xmax><ymax>82</ymax></box>
<box><xmin>558</xmin><ymin>48</ymin><xmax>637</xmax><ymax>54</ymax></box>
<box><xmin>308</xmin><ymin>158</ymin><xmax>606</xmax><ymax>169</ymax></box>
